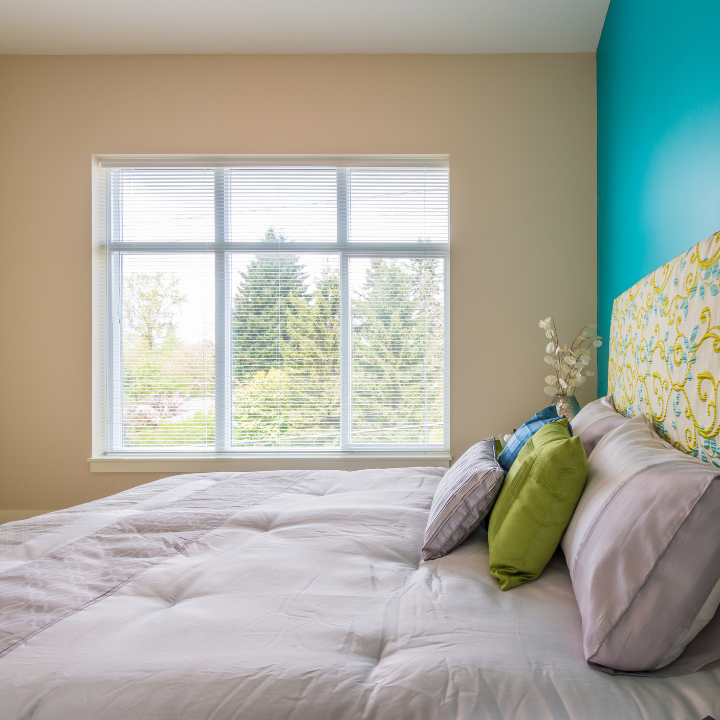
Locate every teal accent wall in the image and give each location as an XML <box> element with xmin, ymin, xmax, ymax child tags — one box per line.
<box><xmin>597</xmin><ymin>0</ymin><xmax>720</xmax><ymax>391</ymax></box>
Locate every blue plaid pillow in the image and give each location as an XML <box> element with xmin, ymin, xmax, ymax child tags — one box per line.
<box><xmin>498</xmin><ymin>406</ymin><xmax>569</xmax><ymax>471</ymax></box>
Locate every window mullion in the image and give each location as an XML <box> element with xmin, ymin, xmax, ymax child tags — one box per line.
<box><xmin>214</xmin><ymin>169</ymin><xmax>232</xmax><ymax>452</ymax></box>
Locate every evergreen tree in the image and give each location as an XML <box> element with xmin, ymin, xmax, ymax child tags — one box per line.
<box><xmin>408</xmin><ymin>258</ymin><xmax>445</xmax><ymax>443</ymax></box>
<box><xmin>232</xmin><ymin>228</ymin><xmax>309</xmax><ymax>381</ymax></box>
<box><xmin>284</xmin><ymin>265</ymin><xmax>341</xmax><ymax>440</ymax></box>
<box><xmin>352</xmin><ymin>258</ymin><xmax>444</xmax><ymax>444</ymax></box>
<box><xmin>233</xmin><ymin>263</ymin><xmax>342</xmax><ymax>447</ymax></box>
<box><xmin>284</xmin><ymin>264</ymin><xmax>340</xmax><ymax>370</ymax></box>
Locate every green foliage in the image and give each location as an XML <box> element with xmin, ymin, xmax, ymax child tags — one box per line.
<box><xmin>122</xmin><ymin>272</ymin><xmax>215</xmax><ymax>446</ymax></box>
<box><xmin>128</xmin><ymin>409</ymin><xmax>215</xmax><ymax>448</ymax></box>
<box><xmin>122</xmin><ymin>340</ymin><xmax>216</xmax><ymax>443</ymax></box>
<box><xmin>121</xmin><ymin>245</ymin><xmax>444</xmax><ymax>450</ymax></box>
<box><xmin>284</xmin><ymin>264</ymin><xmax>340</xmax><ymax>372</ymax></box>
<box><xmin>233</xmin><ymin>262</ymin><xmax>341</xmax><ymax>447</ymax></box>
<box><xmin>352</xmin><ymin>259</ymin><xmax>444</xmax><ymax>444</ymax></box>
<box><xmin>123</xmin><ymin>342</ymin><xmax>214</xmax><ymax>401</ymax></box>
<box><xmin>232</xmin><ymin>368</ymin><xmax>339</xmax><ymax>448</ymax></box>
<box><xmin>232</xmin><ymin>229</ymin><xmax>309</xmax><ymax>381</ymax></box>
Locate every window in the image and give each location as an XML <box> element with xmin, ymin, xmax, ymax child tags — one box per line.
<box><xmin>93</xmin><ymin>156</ymin><xmax>449</xmax><ymax>458</ymax></box>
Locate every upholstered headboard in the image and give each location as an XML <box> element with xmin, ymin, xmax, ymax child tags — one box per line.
<box><xmin>608</xmin><ymin>231</ymin><xmax>720</xmax><ymax>466</ymax></box>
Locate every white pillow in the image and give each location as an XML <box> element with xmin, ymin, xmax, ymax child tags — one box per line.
<box><xmin>569</xmin><ymin>395</ymin><xmax>627</xmax><ymax>457</ymax></box>
<box><xmin>562</xmin><ymin>415</ymin><xmax>720</xmax><ymax>675</ymax></box>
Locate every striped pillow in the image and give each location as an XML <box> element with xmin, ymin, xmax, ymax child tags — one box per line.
<box><xmin>422</xmin><ymin>438</ymin><xmax>505</xmax><ymax>561</ymax></box>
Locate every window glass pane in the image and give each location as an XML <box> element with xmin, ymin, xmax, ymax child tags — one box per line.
<box><xmin>349</xmin><ymin>168</ymin><xmax>449</xmax><ymax>243</ymax></box>
<box><xmin>105</xmin><ymin>161</ymin><xmax>449</xmax><ymax>455</ymax></box>
<box><xmin>110</xmin><ymin>169</ymin><xmax>215</xmax><ymax>243</ymax></box>
<box><xmin>350</xmin><ymin>257</ymin><xmax>445</xmax><ymax>447</ymax></box>
<box><xmin>120</xmin><ymin>253</ymin><xmax>215</xmax><ymax>449</ymax></box>
<box><xmin>228</xmin><ymin>168</ymin><xmax>337</xmax><ymax>243</ymax></box>
<box><xmin>231</xmin><ymin>253</ymin><xmax>341</xmax><ymax>448</ymax></box>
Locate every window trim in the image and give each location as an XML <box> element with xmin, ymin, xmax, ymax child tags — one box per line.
<box><xmin>91</xmin><ymin>155</ymin><xmax>450</xmax><ymax>468</ymax></box>
<box><xmin>88</xmin><ymin>453</ymin><xmax>453</xmax><ymax>473</ymax></box>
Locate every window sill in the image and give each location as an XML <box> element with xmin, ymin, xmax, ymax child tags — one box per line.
<box><xmin>88</xmin><ymin>453</ymin><xmax>452</xmax><ymax>473</ymax></box>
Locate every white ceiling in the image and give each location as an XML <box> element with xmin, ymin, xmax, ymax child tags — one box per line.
<box><xmin>0</xmin><ymin>0</ymin><xmax>610</xmax><ymax>55</ymax></box>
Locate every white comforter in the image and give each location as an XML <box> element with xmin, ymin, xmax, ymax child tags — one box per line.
<box><xmin>1</xmin><ymin>468</ymin><xmax>719</xmax><ymax>720</ymax></box>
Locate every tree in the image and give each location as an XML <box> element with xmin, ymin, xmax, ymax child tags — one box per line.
<box><xmin>284</xmin><ymin>264</ymin><xmax>340</xmax><ymax>370</ymax></box>
<box><xmin>351</xmin><ymin>258</ymin><xmax>444</xmax><ymax>444</ymax></box>
<box><xmin>123</xmin><ymin>272</ymin><xmax>186</xmax><ymax>351</ymax></box>
<box><xmin>408</xmin><ymin>258</ymin><xmax>445</xmax><ymax>443</ymax></box>
<box><xmin>122</xmin><ymin>271</ymin><xmax>199</xmax><ymax>444</ymax></box>
<box><xmin>232</xmin><ymin>228</ymin><xmax>309</xmax><ymax>381</ymax></box>
<box><xmin>232</xmin><ymin>263</ymin><xmax>342</xmax><ymax>447</ymax></box>
<box><xmin>282</xmin><ymin>264</ymin><xmax>341</xmax><ymax>440</ymax></box>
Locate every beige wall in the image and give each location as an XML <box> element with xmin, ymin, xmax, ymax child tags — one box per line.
<box><xmin>0</xmin><ymin>54</ymin><xmax>596</xmax><ymax>515</ymax></box>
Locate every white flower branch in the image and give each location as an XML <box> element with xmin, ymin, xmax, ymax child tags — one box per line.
<box><xmin>539</xmin><ymin>317</ymin><xmax>602</xmax><ymax>398</ymax></box>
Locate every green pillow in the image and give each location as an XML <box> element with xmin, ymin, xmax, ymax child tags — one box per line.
<box><xmin>488</xmin><ymin>418</ymin><xmax>587</xmax><ymax>591</ymax></box>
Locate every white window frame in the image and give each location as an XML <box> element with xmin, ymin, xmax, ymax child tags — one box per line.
<box><xmin>90</xmin><ymin>155</ymin><xmax>450</xmax><ymax>472</ymax></box>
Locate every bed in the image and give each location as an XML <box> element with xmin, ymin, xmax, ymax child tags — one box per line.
<box><xmin>0</xmin><ymin>466</ymin><xmax>717</xmax><ymax>719</ymax></box>
<box><xmin>2</xmin><ymin>236</ymin><xmax>720</xmax><ymax>719</ymax></box>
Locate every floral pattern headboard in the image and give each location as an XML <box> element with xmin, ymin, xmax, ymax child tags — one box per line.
<box><xmin>608</xmin><ymin>231</ymin><xmax>720</xmax><ymax>466</ymax></box>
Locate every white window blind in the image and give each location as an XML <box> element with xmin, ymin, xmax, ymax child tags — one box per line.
<box><xmin>100</xmin><ymin>158</ymin><xmax>449</xmax><ymax>455</ymax></box>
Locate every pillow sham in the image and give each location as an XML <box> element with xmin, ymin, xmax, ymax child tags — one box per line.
<box><xmin>569</xmin><ymin>395</ymin><xmax>629</xmax><ymax>456</ymax></box>
<box><xmin>488</xmin><ymin>418</ymin><xmax>587</xmax><ymax>590</ymax></box>
<box><xmin>422</xmin><ymin>437</ymin><xmax>505</xmax><ymax>561</ymax></box>
<box><xmin>562</xmin><ymin>414</ymin><xmax>720</xmax><ymax>676</ymax></box>
<box><xmin>497</xmin><ymin>405</ymin><xmax>561</xmax><ymax>471</ymax></box>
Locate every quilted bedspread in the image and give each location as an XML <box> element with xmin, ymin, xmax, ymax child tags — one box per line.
<box><xmin>0</xmin><ymin>468</ymin><xmax>718</xmax><ymax>720</ymax></box>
